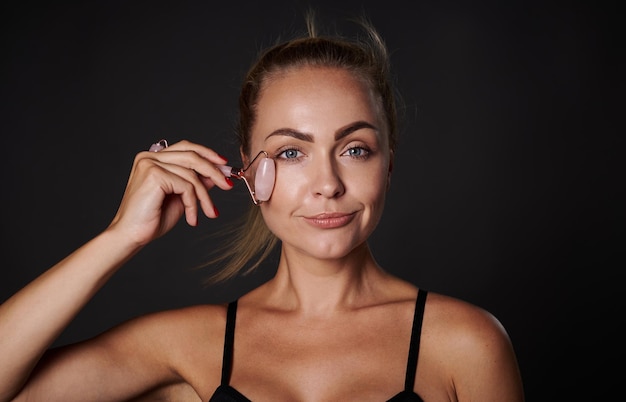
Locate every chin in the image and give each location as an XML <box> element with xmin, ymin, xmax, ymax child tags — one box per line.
<box><xmin>299</xmin><ymin>239</ymin><xmax>365</xmax><ymax>260</ymax></box>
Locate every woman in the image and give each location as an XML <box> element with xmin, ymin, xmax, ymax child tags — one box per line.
<box><xmin>0</xmin><ymin>14</ymin><xmax>524</xmax><ymax>402</ymax></box>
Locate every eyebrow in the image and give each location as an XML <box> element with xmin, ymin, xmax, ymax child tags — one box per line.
<box><xmin>265</xmin><ymin>121</ymin><xmax>379</xmax><ymax>142</ymax></box>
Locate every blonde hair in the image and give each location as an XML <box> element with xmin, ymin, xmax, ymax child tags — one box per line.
<box><xmin>202</xmin><ymin>11</ymin><xmax>400</xmax><ymax>284</ymax></box>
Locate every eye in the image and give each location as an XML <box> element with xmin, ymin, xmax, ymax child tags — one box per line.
<box><xmin>343</xmin><ymin>146</ymin><xmax>370</xmax><ymax>159</ymax></box>
<box><xmin>276</xmin><ymin>147</ymin><xmax>302</xmax><ymax>159</ymax></box>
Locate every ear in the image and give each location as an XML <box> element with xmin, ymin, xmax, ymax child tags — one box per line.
<box><xmin>386</xmin><ymin>150</ymin><xmax>394</xmax><ymax>191</ymax></box>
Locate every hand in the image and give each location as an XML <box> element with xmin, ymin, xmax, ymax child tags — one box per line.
<box><xmin>107</xmin><ymin>140</ymin><xmax>233</xmax><ymax>246</ymax></box>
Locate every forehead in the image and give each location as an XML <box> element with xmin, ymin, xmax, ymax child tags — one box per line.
<box><xmin>252</xmin><ymin>66</ymin><xmax>384</xmax><ymax>141</ymax></box>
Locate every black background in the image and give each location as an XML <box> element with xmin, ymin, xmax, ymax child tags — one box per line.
<box><xmin>0</xmin><ymin>1</ymin><xmax>621</xmax><ymax>400</ymax></box>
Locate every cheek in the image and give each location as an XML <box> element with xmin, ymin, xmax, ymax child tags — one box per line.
<box><xmin>269</xmin><ymin>167</ymin><xmax>303</xmax><ymax>202</ymax></box>
<box><xmin>356</xmin><ymin>165</ymin><xmax>389</xmax><ymax>226</ymax></box>
<box><xmin>258</xmin><ymin>168</ymin><xmax>303</xmax><ymax>229</ymax></box>
<box><xmin>353</xmin><ymin>164</ymin><xmax>388</xmax><ymax>199</ymax></box>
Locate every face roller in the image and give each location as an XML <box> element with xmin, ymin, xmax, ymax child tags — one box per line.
<box><xmin>218</xmin><ymin>151</ymin><xmax>275</xmax><ymax>205</ymax></box>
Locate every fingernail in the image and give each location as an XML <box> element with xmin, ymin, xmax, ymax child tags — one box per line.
<box><xmin>225</xmin><ymin>177</ymin><xmax>234</xmax><ymax>187</ymax></box>
<box><xmin>218</xmin><ymin>154</ymin><xmax>228</xmax><ymax>162</ymax></box>
<box><xmin>213</xmin><ymin>206</ymin><xmax>219</xmax><ymax>217</ymax></box>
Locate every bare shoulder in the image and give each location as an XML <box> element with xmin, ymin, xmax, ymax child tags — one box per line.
<box><xmin>21</xmin><ymin>304</ymin><xmax>231</xmax><ymax>402</ymax></box>
<box><xmin>98</xmin><ymin>303</ymin><xmax>229</xmax><ymax>350</ymax></box>
<box><xmin>120</xmin><ymin>303</ymin><xmax>229</xmax><ymax>367</ymax></box>
<box><xmin>88</xmin><ymin>303</ymin><xmax>230</xmax><ymax>400</ymax></box>
<box><xmin>121</xmin><ymin>303</ymin><xmax>228</xmax><ymax>333</ymax></box>
<box><xmin>424</xmin><ymin>292</ymin><xmax>510</xmax><ymax>345</ymax></box>
<box><xmin>420</xmin><ymin>291</ymin><xmax>524</xmax><ymax>401</ymax></box>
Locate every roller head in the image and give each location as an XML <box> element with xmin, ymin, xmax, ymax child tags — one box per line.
<box><xmin>254</xmin><ymin>158</ymin><xmax>275</xmax><ymax>201</ymax></box>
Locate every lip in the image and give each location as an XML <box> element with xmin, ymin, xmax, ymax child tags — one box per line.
<box><xmin>303</xmin><ymin>212</ymin><xmax>356</xmax><ymax>229</ymax></box>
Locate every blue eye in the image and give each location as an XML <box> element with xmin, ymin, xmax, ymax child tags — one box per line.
<box><xmin>278</xmin><ymin>148</ymin><xmax>301</xmax><ymax>159</ymax></box>
<box><xmin>344</xmin><ymin>146</ymin><xmax>370</xmax><ymax>158</ymax></box>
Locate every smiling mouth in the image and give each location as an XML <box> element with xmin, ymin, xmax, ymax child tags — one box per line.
<box><xmin>303</xmin><ymin>212</ymin><xmax>356</xmax><ymax>229</ymax></box>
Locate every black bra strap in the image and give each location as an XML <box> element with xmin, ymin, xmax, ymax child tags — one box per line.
<box><xmin>222</xmin><ymin>294</ymin><xmax>428</xmax><ymax>390</ymax></box>
<box><xmin>405</xmin><ymin>289</ymin><xmax>428</xmax><ymax>391</ymax></box>
<box><xmin>221</xmin><ymin>299</ymin><xmax>238</xmax><ymax>386</ymax></box>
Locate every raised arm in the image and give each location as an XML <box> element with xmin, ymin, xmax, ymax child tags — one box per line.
<box><xmin>0</xmin><ymin>140</ymin><xmax>232</xmax><ymax>401</ymax></box>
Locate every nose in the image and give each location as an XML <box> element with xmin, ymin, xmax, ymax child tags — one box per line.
<box><xmin>310</xmin><ymin>156</ymin><xmax>345</xmax><ymax>198</ymax></box>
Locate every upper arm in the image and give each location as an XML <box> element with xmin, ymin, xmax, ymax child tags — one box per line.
<box><xmin>448</xmin><ymin>305</ymin><xmax>525</xmax><ymax>402</ymax></box>
<box><xmin>13</xmin><ymin>305</ymin><xmax>224</xmax><ymax>402</ymax></box>
<box><xmin>425</xmin><ymin>295</ymin><xmax>525</xmax><ymax>402</ymax></box>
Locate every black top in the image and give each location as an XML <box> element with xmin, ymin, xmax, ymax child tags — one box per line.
<box><xmin>209</xmin><ymin>289</ymin><xmax>428</xmax><ymax>402</ymax></box>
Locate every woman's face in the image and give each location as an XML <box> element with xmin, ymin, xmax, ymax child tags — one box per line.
<box><xmin>245</xmin><ymin>66</ymin><xmax>392</xmax><ymax>260</ymax></box>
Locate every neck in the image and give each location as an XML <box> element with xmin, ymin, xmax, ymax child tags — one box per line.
<box><xmin>266</xmin><ymin>242</ymin><xmax>385</xmax><ymax>316</ymax></box>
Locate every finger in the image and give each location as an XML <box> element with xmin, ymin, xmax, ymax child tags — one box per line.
<box><xmin>151</xmin><ymin>160</ymin><xmax>220</xmax><ymax>221</ymax></box>
<box><xmin>140</xmin><ymin>147</ymin><xmax>233</xmax><ymax>190</ymax></box>
<box><xmin>158</xmin><ymin>140</ymin><xmax>229</xmax><ymax>167</ymax></box>
<box><xmin>171</xmin><ymin>180</ymin><xmax>201</xmax><ymax>226</ymax></box>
